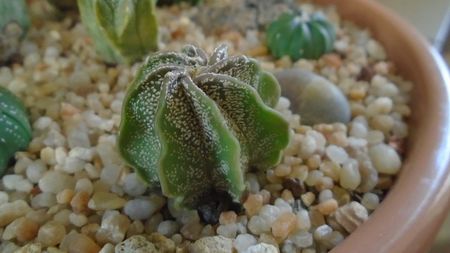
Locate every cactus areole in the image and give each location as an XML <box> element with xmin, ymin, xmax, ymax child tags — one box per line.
<box><xmin>118</xmin><ymin>45</ymin><xmax>290</xmax><ymax>222</ymax></box>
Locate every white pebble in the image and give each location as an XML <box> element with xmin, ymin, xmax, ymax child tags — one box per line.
<box><xmin>361</xmin><ymin>192</ymin><xmax>380</xmax><ymax>210</ymax></box>
<box><xmin>325</xmin><ymin>145</ymin><xmax>349</xmax><ymax>164</ymax></box>
<box><xmin>216</xmin><ymin>224</ymin><xmax>237</xmax><ymax>238</ymax></box>
<box><xmin>340</xmin><ymin>159</ymin><xmax>361</xmax><ymax>190</ymax></box>
<box><xmin>234</xmin><ymin>234</ymin><xmax>257</xmax><ymax>252</ymax></box>
<box><xmin>0</xmin><ymin>191</ymin><xmax>9</xmax><ymax>205</ymax></box>
<box><xmin>123</xmin><ymin>199</ymin><xmax>153</xmax><ymax>220</ymax></box>
<box><xmin>2</xmin><ymin>175</ymin><xmax>24</xmax><ymax>190</ymax></box>
<box><xmin>369</xmin><ymin>143</ymin><xmax>401</xmax><ymax>174</ymax></box>
<box><xmin>75</xmin><ymin>178</ymin><xmax>94</xmax><ymax>195</ymax></box>
<box><xmin>39</xmin><ymin>171</ymin><xmax>75</xmax><ymax>193</ymax></box>
<box><xmin>244</xmin><ymin>243</ymin><xmax>278</xmax><ymax>253</ymax></box>
<box><xmin>247</xmin><ymin>216</ymin><xmax>270</xmax><ymax>235</ymax></box>
<box><xmin>31</xmin><ymin>192</ymin><xmax>56</xmax><ymax>208</ymax></box>
<box><xmin>123</xmin><ymin>173</ymin><xmax>147</xmax><ymax>197</ymax></box>
<box><xmin>349</xmin><ymin>122</ymin><xmax>368</xmax><ymax>138</ymax></box>
<box><xmin>26</xmin><ymin>160</ymin><xmax>47</xmax><ymax>183</ymax></box>
<box><xmin>69</xmin><ymin>212</ymin><xmax>88</xmax><ymax>227</ymax></box>
<box><xmin>157</xmin><ymin>220</ymin><xmax>179</xmax><ymax>237</ymax></box>
<box><xmin>296</xmin><ymin>209</ymin><xmax>311</xmax><ymax>231</ymax></box>
<box><xmin>289</xmin><ymin>230</ymin><xmax>313</xmax><ymax>248</ymax></box>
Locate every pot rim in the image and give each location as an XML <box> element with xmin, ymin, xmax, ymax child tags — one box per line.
<box><xmin>314</xmin><ymin>0</ymin><xmax>450</xmax><ymax>252</ymax></box>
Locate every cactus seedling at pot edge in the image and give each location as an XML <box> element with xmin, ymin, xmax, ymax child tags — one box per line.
<box><xmin>266</xmin><ymin>11</ymin><xmax>336</xmax><ymax>60</ymax></box>
<box><xmin>0</xmin><ymin>86</ymin><xmax>32</xmax><ymax>175</ymax></box>
<box><xmin>118</xmin><ymin>45</ymin><xmax>290</xmax><ymax>222</ymax></box>
<box><xmin>0</xmin><ymin>0</ymin><xmax>30</xmax><ymax>64</ymax></box>
<box><xmin>77</xmin><ymin>0</ymin><xmax>158</xmax><ymax>64</ymax></box>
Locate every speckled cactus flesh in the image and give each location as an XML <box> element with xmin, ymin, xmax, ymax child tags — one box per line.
<box><xmin>118</xmin><ymin>45</ymin><xmax>290</xmax><ymax>211</ymax></box>
<box><xmin>0</xmin><ymin>87</ymin><xmax>32</xmax><ymax>175</ymax></box>
<box><xmin>77</xmin><ymin>0</ymin><xmax>158</xmax><ymax>64</ymax></box>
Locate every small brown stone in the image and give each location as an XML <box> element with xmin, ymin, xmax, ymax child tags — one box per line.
<box><xmin>243</xmin><ymin>194</ymin><xmax>263</xmax><ymax>217</ymax></box>
<box><xmin>322</xmin><ymin>53</ymin><xmax>342</xmax><ymax>68</ymax></box>
<box><xmin>71</xmin><ymin>191</ymin><xmax>90</xmax><ymax>213</ymax></box>
<box><xmin>357</xmin><ymin>65</ymin><xmax>375</xmax><ymax>82</ymax></box>
<box><xmin>282</xmin><ymin>178</ymin><xmax>305</xmax><ymax>198</ymax></box>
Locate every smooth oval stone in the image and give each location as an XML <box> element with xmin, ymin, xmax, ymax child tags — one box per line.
<box><xmin>275</xmin><ymin>68</ymin><xmax>351</xmax><ymax>125</ymax></box>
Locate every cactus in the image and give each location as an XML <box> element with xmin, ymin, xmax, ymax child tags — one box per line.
<box><xmin>77</xmin><ymin>0</ymin><xmax>158</xmax><ymax>64</ymax></box>
<box><xmin>0</xmin><ymin>87</ymin><xmax>32</xmax><ymax>175</ymax></box>
<box><xmin>266</xmin><ymin>11</ymin><xmax>336</xmax><ymax>60</ymax></box>
<box><xmin>118</xmin><ymin>45</ymin><xmax>290</xmax><ymax>216</ymax></box>
<box><xmin>0</xmin><ymin>0</ymin><xmax>30</xmax><ymax>64</ymax></box>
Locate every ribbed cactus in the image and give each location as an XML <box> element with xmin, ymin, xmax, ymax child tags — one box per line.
<box><xmin>267</xmin><ymin>11</ymin><xmax>336</xmax><ymax>60</ymax></box>
<box><xmin>77</xmin><ymin>0</ymin><xmax>158</xmax><ymax>64</ymax></box>
<box><xmin>0</xmin><ymin>0</ymin><xmax>30</xmax><ymax>64</ymax></box>
<box><xmin>118</xmin><ymin>45</ymin><xmax>290</xmax><ymax>213</ymax></box>
<box><xmin>0</xmin><ymin>87</ymin><xmax>32</xmax><ymax>175</ymax></box>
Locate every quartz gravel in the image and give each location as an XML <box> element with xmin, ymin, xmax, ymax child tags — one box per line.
<box><xmin>0</xmin><ymin>1</ymin><xmax>411</xmax><ymax>252</ymax></box>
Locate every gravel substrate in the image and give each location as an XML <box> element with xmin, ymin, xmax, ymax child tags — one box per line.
<box><xmin>0</xmin><ymin>1</ymin><xmax>412</xmax><ymax>253</ymax></box>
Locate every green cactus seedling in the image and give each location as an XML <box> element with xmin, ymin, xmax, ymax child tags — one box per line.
<box><xmin>0</xmin><ymin>87</ymin><xmax>32</xmax><ymax>175</ymax></box>
<box><xmin>77</xmin><ymin>0</ymin><xmax>158</xmax><ymax>64</ymax></box>
<box><xmin>118</xmin><ymin>45</ymin><xmax>290</xmax><ymax>221</ymax></box>
<box><xmin>266</xmin><ymin>11</ymin><xmax>336</xmax><ymax>60</ymax></box>
<box><xmin>0</xmin><ymin>0</ymin><xmax>30</xmax><ymax>64</ymax></box>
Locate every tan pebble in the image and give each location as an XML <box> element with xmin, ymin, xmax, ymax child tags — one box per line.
<box><xmin>274</xmin><ymin>164</ymin><xmax>292</xmax><ymax>177</ymax></box>
<box><xmin>327</xmin><ymin>132</ymin><xmax>349</xmax><ymax>147</ymax></box>
<box><xmin>88</xmin><ymin>192</ymin><xmax>126</xmax><ymax>210</ymax></box>
<box><xmin>219</xmin><ymin>211</ymin><xmax>237</xmax><ymax>225</ymax></box>
<box><xmin>15</xmin><ymin>217</ymin><xmax>40</xmax><ymax>242</ymax></box>
<box><xmin>40</xmin><ymin>147</ymin><xmax>56</xmax><ymax>165</ymax></box>
<box><xmin>60</xmin><ymin>102</ymin><xmax>80</xmax><ymax>119</ymax></box>
<box><xmin>57</xmin><ymin>189</ymin><xmax>74</xmax><ymax>204</ymax></box>
<box><xmin>316</xmin><ymin>199</ymin><xmax>339</xmax><ymax>215</ymax></box>
<box><xmin>260</xmin><ymin>190</ymin><xmax>271</xmax><ymax>205</ymax></box>
<box><xmin>310</xmin><ymin>209</ymin><xmax>326</xmax><ymax>227</ymax></box>
<box><xmin>243</xmin><ymin>194</ymin><xmax>263</xmax><ymax>216</ymax></box>
<box><xmin>315</xmin><ymin>177</ymin><xmax>334</xmax><ymax>191</ymax></box>
<box><xmin>81</xmin><ymin>223</ymin><xmax>100</xmax><ymax>238</ymax></box>
<box><xmin>332</xmin><ymin>187</ymin><xmax>351</xmax><ymax>206</ymax></box>
<box><xmin>60</xmin><ymin>231</ymin><xmax>101</xmax><ymax>253</ymax></box>
<box><xmin>370</xmin><ymin>115</ymin><xmax>394</xmax><ymax>133</ymax></box>
<box><xmin>281</xmin><ymin>190</ymin><xmax>294</xmax><ymax>204</ymax></box>
<box><xmin>266</xmin><ymin>170</ymin><xmax>282</xmax><ymax>184</ymax></box>
<box><xmin>275</xmin><ymin>56</ymin><xmax>293</xmax><ymax>68</ymax></box>
<box><xmin>350</xmin><ymin>102</ymin><xmax>365</xmax><ymax>117</ymax></box>
<box><xmin>0</xmin><ymin>200</ymin><xmax>31</xmax><ymax>227</ymax></box>
<box><xmin>15</xmin><ymin>243</ymin><xmax>42</xmax><ymax>253</ymax></box>
<box><xmin>148</xmin><ymin>232</ymin><xmax>176</xmax><ymax>252</ymax></box>
<box><xmin>322</xmin><ymin>53</ymin><xmax>342</xmax><ymax>68</ymax></box>
<box><xmin>258</xmin><ymin>233</ymin><xmax>279</xmax><ymax>248</ymax></box>
<box><xmin>271</xmin><ymin>212</ymin><xmax>297</xmax><ymax>240</ymax></box>
<box><xmin>70</xmin><ymin>191</ymin><xmax>90</xmax><ymax>213</ymax></box>
<box><xmin>180</xmin><ymin>221</ymin><xmax>203</xmax><ymax>241</ymax></box>
<box><xmin>349</xmin><ymin>86</ymin><xmax>367</xmax><ymax>100</ymax></box>
<box><xmin>376</xmin><ymin>176</ymin><xmax>394</xmax><ymax>190</ymax></box>
<box><xmin>127</xmin><ymin>220</ymin><xmax>145</xmax><ymax>237</ymax></box>
<box><xmin>335</xmin><ymin>202</ymin><xmax>368</xmax><ymax>233</ymax></box>
<box><xmin>37</xmin><ymin>221</ymin><xmax>66</xmax><ymax>247</ymax></box>
<box><xmin>246</xmin><ymin>45</ymin><xmax>268</xmax><ymax>57</ymax></box>
<box><xmin>290</xmin><ymin>165</ymin><xmax>309</xmax><ymax>181</ymax></box>
<box><xmin>319</xmin><ymin>161</ymin><xmax>340</xmax><ymax>181</ymax></box>
<box><xmin>307</xmin><ymin>155</ymin><xmax>321</xmax><ymax>170</ymax></box>
<box><xmin>220</xmin><ymin>31</ymin><xmax>242</xmax><ymax>47</ymax></box>
<box><xmin>301</xmin><ymin>192</ymin><xmax>316</xmax><ymax>207</ymax></box>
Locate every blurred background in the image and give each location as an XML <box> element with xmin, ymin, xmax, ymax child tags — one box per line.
<box><xmin>376</xmin><ymin>0</ymin><xmax>450</xmax><ymax>252</ymax></box>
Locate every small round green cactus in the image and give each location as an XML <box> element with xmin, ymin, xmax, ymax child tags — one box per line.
<box><xmin>77</xmin><ymin>0</ymin><xmax>158</xmax><ymax>64</ymax></box>
<box><xmin>0</xmin><ymin>0</ymin><xmax>30</xmax><ymax>64</ymax></box>
<box><xmin>118</xmin><ymin>45</ymin><xmax>290</xmax><ymax>217</ymax></box>
<box><xmin>0</xmin><ymin>87</ymin><xmax>32</xmax><ymax>175</ymax></box>
<box><xmin>266</xmin><ymin>12</ymin><xmax>336</xmax><ymax>60</ymax></box>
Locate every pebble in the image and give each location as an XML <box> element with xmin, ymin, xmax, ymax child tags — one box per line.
<box><xmin>60</xmin><ymin>231</ymin><xmax>101</xmax><ymax>253</ymax></box>
<box><xmin>26</xmin><ymin>160</ymin><xmax>47</xmax><ymax>183</ymax></box>
<box><xmin>289</xmin><ymin>230</ymin><xmax>313</xmax><ymax>248</ymax></box>
<box><xmin>361</xmin><ymin>192</ymin><xmax>380</xmax><ymax>210</ymax></box>
<box><xmin>271</xmin><ymin>212</ymin><xmax>297</xmax><ymax>239</ymax></box>
<box><xmin>316</xmin><ymin>199</ymin><xmax>339</xmax><ymax>215</ymax></box>
<box><xmin>115</xmin><ymin>235</ymin><xmax>157</xmax><ymax>253</ymax></box>
<box><xmin>123</xmin><ymin>173</ymin><xmax>147</xmax><ymax>196</ymax></box>
<box><xmin>340</xmin><ymin>159</ymin><xmax>361</xmax><ymax>190</ymax></box>
<box><xmin>70</xmin><ymin>191</ymin><xmax>90</xmax><ymax>213</ymax></box>
<box><xmin>157</xmin><ymin>220</ymin><xmax>179</xmax><ymax>237</ymax></box>
<box><xmin>216</xmin><ymin>223</ymin><xmax>238</xmax><ymax>238</ymax></box>
<box><xmin>243</xmin><ymin>194</ymin><xmax>263</xmax><ymax>217</ymax></box>
<box><xmin>36</xmin><ymin>221</ymin><xmax>66</xmax><ymax>247</ymax></box>
<box><xmin>88</xmin><ymin>192</ymin><xmax>127</xmax><ymax>210</ymax></box>
<box><xmin>219</xmin><ymin>211</ymin><xmax>237</xmax><ymax>225</ymax></box>
<box><xmin>234</xmin><ymin>233</ymin><xmax>257</xmax><ymax>252</ymax></box>
<box><xmin>275</xmin><ymin>69</ymin><xmax>351</xmax><ymax>125</ymax></box>
<box><xmin>335</xmin><ymin>202</ymin><xmax>368</xmax><ymax>233</ymax></box>
<box><xmin>369</xmin><ymin>143</ymin><xmax>401</xmax><ymax>174</ymax></box>
<box><xmin>15</xmin><ymin>243</ymin><xmax>42</xmax><ymax>253</ymax></box>
<box><xmin>325</xmin><ymin>145</ymin><xmax>349</xmax><ymax>164</ymax></box>
<box><xmin>96</xmin><ymin>210</ymin><xmax>130</xmax><ymax>244</ymax></box>
<box><xmin>124</xmin><ymin>199</ymin><xmax>154</xmax><ymax>220</ymax></box>
<box><xmin>244</xmin><ymin>243</ymin><xmax>278</xmax><ymax>253</ymax></box>
<box><xmin>189</xmin><ymin>236</ymin><xmax>233</xmax><ymax>253</ymax></box>
<box><xmin>38</xmin><ymin>171</ymin><xmax>75</xmax><ymax>193</ymax></box>
<box><xmin>248</xmin><ymin>215</ymin><xmax>270</xmax><ymax>235</ymax></box>
<box><xmin>69</xmin><ymin>212</ymin><xmax>88</xmax><ymax>227</ymax></box>
<box><xmin>31</xmin><ymin>192</ymin><xmax>56</xmax><ymax>208</ymax></box>
<box><xmin>0</xmin><ymin>200</ymin><xmax>30</xmax><ymax>227</ymax></box>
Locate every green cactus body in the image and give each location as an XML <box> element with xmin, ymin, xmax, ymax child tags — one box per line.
<box><xmin>0</xmin><ymin>0</ymin><xmax>30</xmax><ymax>63</ymax></box>
<box><xmin>118</xmin><ymin>45</ymin><xmax>290</xmax><ymax>211</ymax></box>
<box><xmin>266</xmin><ymin>12</ymin><xmax>336</xmax><ymax>60</ymax></box>
<box><xmin>0</xmin><ymin>87</ymin><xmax>32</xmax><ymax>175</ymax></box>
<box><xmin>77</xmin><ymin>0</ymin><xmax>158</xmax><ymax>64</ymax></box>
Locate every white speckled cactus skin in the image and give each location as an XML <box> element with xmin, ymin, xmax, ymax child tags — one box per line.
<box><xmin>118</xmin><ymin>45</ymin><xmax>290</xmax><ymax>212</ymax></box>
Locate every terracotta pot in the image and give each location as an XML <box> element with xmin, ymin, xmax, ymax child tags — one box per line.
<box><xmin>312</xmin><ymin>0</ymin><xmax>450</xmax><ymax>252</ymax></box>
